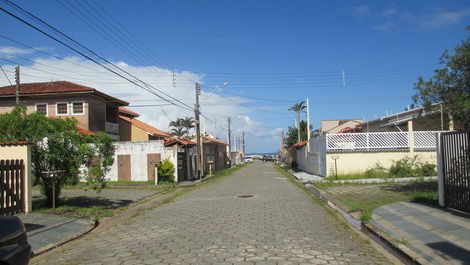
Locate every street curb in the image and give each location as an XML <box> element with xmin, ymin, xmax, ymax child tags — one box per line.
<box><xmin>304</xmin><ymin>182</ymin><xmax>422</xmax><ymax>265</ymax></box>
<box><xmin>279</xmin><ymin>166</ymin><xmax>422</xmax><ymax>265</ymax></box>
<box><xmin>31</xmin><ymin>217</ymin><xmax>98</xmax><ymax>257</ymax></box>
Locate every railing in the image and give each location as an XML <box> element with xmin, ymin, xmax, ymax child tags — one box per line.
<box><xmin>326</xmin><ymin>131</ymin><xmax>443</xmax><ymax>152</ymax></box>
<box><xmin>105</xmin><ymin>121</ymin><xmax>119</xmax><ymax>134</ymax></box>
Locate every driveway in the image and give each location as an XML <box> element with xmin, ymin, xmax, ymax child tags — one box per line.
<box><xmin>33</xmin><ymin>162</ymin><xmax>391</xmax><ymax>264</ymax></box>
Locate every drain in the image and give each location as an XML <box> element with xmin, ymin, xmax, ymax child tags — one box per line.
<box><xmin>236</xmin><ymin>194</ymin><xmax>255</xmax><ymax>199</ymax></box>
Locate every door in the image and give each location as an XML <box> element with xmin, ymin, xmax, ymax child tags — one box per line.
<box><xmin>177</xmin><ymin>152</ymin><xmax>186</xmax><ymax>181</ymax></box>
<box><xmin>117</xmin><ymin>155</ymin><xmax>131</xmax><ymax>181</ymax></box>
<box><xmin>147</xmin><ymin>153</ymin><xmax>161</xmax><ymax>181</ymax></box>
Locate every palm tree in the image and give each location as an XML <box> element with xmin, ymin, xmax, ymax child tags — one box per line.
<box><xmin>169</xmin><ymin>119</ymin><xmax>186</xmax><ymax>137</ymax></box>
<box><xmin>170</xmin><ymin>127</ymin><xmax>187</xmax><ymax>137</ymax></box>
<box><xmin>181</xmin><ymin>116</ymin><xmax>195</xmax><ymax>136</ymax></box>
<box><xmin>288</xmin><ymin>101</ymin><xmax>306</xmax><ymax>143</ymax></box>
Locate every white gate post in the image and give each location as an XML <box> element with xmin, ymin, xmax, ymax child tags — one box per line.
<box><xmin>436</xmin><ymin>133</ymin><xmax>445</xmax><ymax>207</ymax></box>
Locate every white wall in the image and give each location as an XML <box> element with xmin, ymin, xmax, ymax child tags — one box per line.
<box><xmin>295</xmin><ymin>136</ymin><xmax>327</xmax><ymax>176</ymax></box>
<box><xmin>106</xmin><ymin>141</ymin><xmax>166</xmax><ymax>181</ymax></box>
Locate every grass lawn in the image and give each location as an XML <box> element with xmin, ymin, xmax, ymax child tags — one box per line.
<box><xmin>32</xmin><ymin>165</ymin><xmax>246</xmax><ymax>219</ymax></box>
<box><xmin>33</xmin><ymin>184</ymin><xmax>177</xmax><ymax>219</ymax></box>
<box><xmin>313</xmin><ymin>180</ymin><xmax>438</xmax><ymax>222</ymax></box>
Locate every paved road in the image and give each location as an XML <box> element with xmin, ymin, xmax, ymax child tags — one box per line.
<box><xmin>34</xmin><ymin>162</ymin><xmax>390</xmax><ymax>265</ymax></box>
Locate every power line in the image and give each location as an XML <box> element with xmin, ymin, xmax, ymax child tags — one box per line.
<box><xmin>0</xmin><ymin>65</ymin><xmax>12</xmax><ymax>85</ymax></box>
<box><xmin>0</xmin><ymin>1</ymin><xmax>193</xmax><ymax>112</ymax></box>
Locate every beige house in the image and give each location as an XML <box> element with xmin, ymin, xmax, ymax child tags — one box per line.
<box><xmin>118</xmin><ymin>107</ymin><xmax>170</xmax><ymax>141</ymax></box>
<box><xmin>0</xmin><ymin>81</ymin><xmax>129</xmax><ymax>140</ymax></box>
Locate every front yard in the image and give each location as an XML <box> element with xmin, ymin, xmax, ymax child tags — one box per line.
<box><xmin>32</xmin><ymin>183</ymin><xmax>177</xmax><ymax>219</ymax></box>
<box><xmin>313</xmin><ymin>180</ymin><xmax>438</xmax><ymax>222</ymax></box>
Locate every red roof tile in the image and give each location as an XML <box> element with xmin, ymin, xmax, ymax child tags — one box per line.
<box><xmin>0</xmin><ymin>81</ymin><xmax>129</xmax><ymax>105</ymax></box>
<box><xmin>164</xmin><ymin>137</ymin><xmax>196</xmax><ymax>147</ymax></box>
<box><xmin>291</xmin><ymin>141</ymin><xmax>307</xmax><ymax>148</ymax></box>
<box><xmin>118</xmin><ymin>106</ymin><xmax>140</xmax><ymax>117</ymax></box>
<box><xmin>202</xmin><ymin>136</ymin><xmax>228</xmax><ymax>145</ymax></box>
<box><xmin>75</xmin><ymin>126</ymin><xmax>95</xmax><ymax>136</ymax></box>
<box><xmin>0</xmin><ymin>141</ymin><xmax>29</xmax><ymax>146</ymax></box>
<box><xmin>119</xmin><ymin>115</ymin><xmax>170</xmax><ymax>137</ymax></box>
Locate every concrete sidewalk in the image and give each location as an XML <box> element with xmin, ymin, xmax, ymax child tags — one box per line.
<box><xmin>371</xmin><ymin>202</ymin><xmax>470</xmax><ymax>265</ymax></box>
<box><xmin>18</xmin><ymin>213</ymin><xmax>95</xmax><ymax>256</ymax></box>
<box><xmin>289</xmin><ymin>169</ymin><xmax>324</xmax><ymax>183</ymax></box>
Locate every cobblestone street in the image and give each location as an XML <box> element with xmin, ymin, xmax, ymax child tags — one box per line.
<box><xmin>33</xmin><ymin>162</ymin><xmax>391</xmax><ymax>265</ymax></box>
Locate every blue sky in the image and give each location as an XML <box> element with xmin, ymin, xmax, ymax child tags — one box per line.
<box><xmin>0</xmin><ymin>0</ymin><xmax>469</xmax><ymax>152</ymax></box>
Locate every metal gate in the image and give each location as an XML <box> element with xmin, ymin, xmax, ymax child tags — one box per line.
<box><xmin>0</xmin><ymin>159</ymin><xmax>26</xmax><ymax>215</ymax></box>
<box><xmin>440</xmin><ymin>131</ymin><xmax>470</xmax><ymax>213</ymax></box>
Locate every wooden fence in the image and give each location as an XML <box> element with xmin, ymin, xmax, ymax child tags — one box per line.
<box><xmin>0</xmin><ymin>159</ymin><xmax>25</xmax><ymax>215</ymax></box>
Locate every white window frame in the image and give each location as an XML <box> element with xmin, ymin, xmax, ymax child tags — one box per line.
<box><xmin>71</xmin><ymin>101</ymin><xmax>85</xmax><ymax>115</ymax></box>
<box><xmin>35</xmin><ymin>103</ymin><xmax>48</xmax><ymax>116</ymax></box>
<box><xmin>55</xmin><ymin>102</ymin><xmax>69</xmax><ymax>116</ymax></box>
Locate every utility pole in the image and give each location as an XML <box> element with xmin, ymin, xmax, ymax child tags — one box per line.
<box><xmin>227</xmin><ymin>117</ymin><xmax>232</xmax><ymax>167</ymax></box>
<box><xmin>306</xmin><ymin>98</ymin><xmax>310</xmax><ymax>152</ymax></box>
<box><xmin>15</xmin><ymin>65</ymin><xmax>20</xmax><ymax>105</ymax></box>
<box><xmin>195</xmin><ymin>82</ymin><xmax>203</xmax><ymax>179</ymax></box>
<box><xmin>242</xmin><ymin>131</ymin><xmax>245</xmax><ymax>157</ymax></box>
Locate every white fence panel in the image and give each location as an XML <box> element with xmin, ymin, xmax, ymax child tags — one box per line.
<box><xmin>414</xmin><ymin>131</ymin><xmax>440</xmax><ymax>149</ymax></box>
<box><xmin>326</xmin><ymin>131</ymin><xmax>443</xmax><ymax>152</ymax></box>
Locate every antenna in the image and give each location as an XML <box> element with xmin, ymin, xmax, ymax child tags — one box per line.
<box><xmin>172</xmin><ymin>69</ymin><xmax>176</xmax><ymax>87</ymax></box>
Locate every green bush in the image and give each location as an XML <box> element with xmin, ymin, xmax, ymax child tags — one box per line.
<box><xmin>416</xmin><ymin>162</ymin><xmax>437</xmax><ymax>176</ymax></box>
<box><xmin>157</xmin><ymin>158</ymin><xmax>175</xmax><ymax>183</ymax></box>
<box><xmin>365</xmin><ymin>163</ymin><xmax>389</xmax><ymax>178</ymax></box>
<box><xmin>389</xmin><ymin>156</ymin><xmax>437</xmax><ymax>178</ymax></box>
<box><xmin>389</xmin><ymin>156</ymin><xmax>416</xmax><ymax>178</ymax></box>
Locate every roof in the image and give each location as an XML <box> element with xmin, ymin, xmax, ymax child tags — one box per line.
<box><xmin>202</xmin><ymin>136</ymin><xmax>228</xmax><ymax>145</ymax></box>
<box><xmin>0</xmin><ymin>141</ymin><xmax>29</xmax><ymax>146</ymax></box>
<box><xmin>164</xmin><ymin>137</ymin><xmax>196</xmax><ymax>147</ymax></box>
<box><xmin>75</xmin><ymin>125</ymin><xmax>95</xmax><ymax>136</ymax></box>
<box><xmin>291</xmin><ymin>141</ymin><xmax>307</xmax><ymax>148</ymax></box>
<box><xmin>118</xmin><ymin>107</ymin><xmax>139</xmax><ymax>118</ymax></box>
<box><xmin>0</xmin><ymin>81</ymin><xmax>129</xmax><ymax>106</ymax></box>
<box><xmin>119</xmin><ymin>115</ymin><xmax>170</xmax><ymax>137</ymax></box>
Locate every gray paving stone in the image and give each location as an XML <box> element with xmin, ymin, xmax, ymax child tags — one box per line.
<box><xmin>34</xmin><ymin>162</ymin><xmax>390</xmax><ymax>265</ymax></box>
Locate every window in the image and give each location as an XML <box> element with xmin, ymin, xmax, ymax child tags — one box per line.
<box><xmin>56</xmin><ymin>102</ymin><xmax>68</xmax><ymax>115</ymax></box>
<box><xmin>72</xmin><ymin>102</ymin><xmax>84</xmax><ymax>115</ymax></box>
<box><xmin>35</xmin><ymin>103</ymin><xmax>48</xmax><ymax>116</ymax></box>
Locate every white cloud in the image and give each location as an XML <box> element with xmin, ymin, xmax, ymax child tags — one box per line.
<box><xmin>372</xmin><ymin>7</ymin><xmax>470</xmax><ymax>31</ymax></box>
<box><xmin>383</xmin><ymin>7</ymin><xmax>398</xmax><ymax>17</ymax></box>
<box><xmin>373</xmin><ymin>21</ymin><xmax>395</xmax><ymax>31</ymax></box>
<box><xmin>352</xmin><ymin>5</ymin><xmax>369</xmax><ymax>17</ymax></box>
<box><xmin>407</xmin><ymin>8</ymin><xmax>470</xmax><ymax>30</ymax></box>
<box><xmin>0</xmin><ymin>55</ymin><xmax>281</xmax><ymax>152</ymax></box>
<box><xmin>0</xmin><ymin>46</ymin><xmax>35</xmax><ymax>57</ymax></box>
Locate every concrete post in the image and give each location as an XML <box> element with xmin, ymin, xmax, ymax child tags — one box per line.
<box><xmin>25</xmin><ymin>145</ymin><xmax>32</xmax><ymax>213</ymax></box>
<box><xmin>408</xmin><ymin>120</ymin><xmax>414</xmax><ymax>153</ymax></box>
<box><xmin>436</xmin><ymin>133</ymin><xmax>445</xmax><ymax>207</ymax></box>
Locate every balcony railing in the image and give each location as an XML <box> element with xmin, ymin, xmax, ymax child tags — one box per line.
<box><xmin>105</xmin><ymin>121</ymin><xmax>119</xmax><ymax>134</ymax></box>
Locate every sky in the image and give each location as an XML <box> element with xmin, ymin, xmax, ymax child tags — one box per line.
<box><xmin>0</xmin><ymin>0</ymin><xmax>469</xmax><ymax>153</ymax></box>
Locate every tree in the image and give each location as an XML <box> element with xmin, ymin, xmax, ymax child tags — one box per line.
<box><xmin>181</xmin><ymin>116</ymin><xmax>195</xmax><ymax>136</ymax></box>
<box><xmin>413</xmin><ymin>34</ymin><xmax>470</xmax><ymax>131</ymax></box>
<box><xmin>285</xmin><ymin>120</ymin><xmax>309</xmax><ymax>147</ymax></box>
<box><xmin>0</xmin><ymin>106</ymin><xmax>114</xmax><ymax>207</ymax></box>
<box><xmin>288</xmin><ymin>101</ymin><xmax>306</xmax><ymax>142</ymax></box>
<box><xmin>169</xmin><ymin>118</ymin><xmax>187</xmax><ymax>137</ymax></box>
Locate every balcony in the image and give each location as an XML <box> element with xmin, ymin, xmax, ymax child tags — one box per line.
<box><xmin>105</xmin><ymin>121</ymin><xmax>119</xmax><ymax>135</ymax></box>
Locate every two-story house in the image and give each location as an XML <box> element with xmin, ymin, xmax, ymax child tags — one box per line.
<box><xmin>0</xmin><ymin>81</ymin><xmax>129</xmax><ymax>140</ymax></box>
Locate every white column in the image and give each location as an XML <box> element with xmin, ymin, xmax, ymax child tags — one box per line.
<box><xmin>437</xmin><ymin>133</ymin><xmax>445</xmax><ymax>207</ymax></box>
<box><xmin>306</xmin><ymin>98</ymin><xmax>311</xmax><ymax>152</ymax></box>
